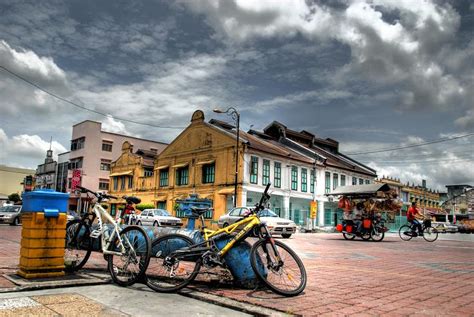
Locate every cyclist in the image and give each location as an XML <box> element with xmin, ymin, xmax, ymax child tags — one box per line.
<box><xmin>407</xmin><ymin>202</ymin><xmax>423</xmax><ymax>236</ymax></box>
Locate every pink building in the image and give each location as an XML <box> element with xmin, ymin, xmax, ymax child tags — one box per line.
<box><xmin>67</xmin><ymin>120</ymin><xmax>167</xmax><ymax>210</ymax></box>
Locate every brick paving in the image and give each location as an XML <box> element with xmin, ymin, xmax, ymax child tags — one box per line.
<box><xmin>2</xmin><ymin>224</ymin><xmax>474</xmax><ymax>316</ymax></box>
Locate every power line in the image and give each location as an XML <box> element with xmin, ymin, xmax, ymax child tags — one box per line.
<box><xmin>346</xmin><ymin>133</ymin><xmax>474</xmax><ymax>155</ymax></box>
<box><xmin>0</xmin><ymin>65</ymin><xmax>186</xmax><ymax>130</ymax></box>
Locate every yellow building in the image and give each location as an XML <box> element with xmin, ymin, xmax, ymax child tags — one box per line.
<box><xmin>0</xmin><ymin>165</ymin><xmax>35</xmax><ymax>204</ymax></box>
<box><xmin>403</xmin><ymin>184</ymin><xmax>441</xmax><ymax>213</ymax></box>
<box><xmin>154</xmin><ymin>110</ymin><xmax>242</xmax><ymax>228</ymax></box>
<box><xmin>108</xmin><ymin>141</ymin><xmax>157</xmax><ymax>217</ymax></box>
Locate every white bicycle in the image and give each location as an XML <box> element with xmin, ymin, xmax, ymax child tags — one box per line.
<box><xmin>65</xmin><ymin>186</ymin><xmax>151</xmax><ymax>286</ymax></box>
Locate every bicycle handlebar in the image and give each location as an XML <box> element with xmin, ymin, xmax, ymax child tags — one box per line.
<box><xmin>75</xmin><ymin>185</ymin><xmax>118</xmax><ymax>200</ymax></box>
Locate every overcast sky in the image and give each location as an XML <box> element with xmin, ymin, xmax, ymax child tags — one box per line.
<box><xmin>0</xmin><ymin>0</ymin><xmax>473</xmax><ymax>191</ymax></box>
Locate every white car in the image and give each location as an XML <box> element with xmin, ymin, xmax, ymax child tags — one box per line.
<box><xmin>136</xmin><ymin>209</ymin><xmax>183</xmax><ymax>227</ymax></box>
<box><xmin>218</xmin><ymin>207</ymin><xmax>296</xmax><ymax>238</ymax></box>
<box><xmin>431</xmin><ymin>221</ymin><xmax>458</xmax><ymax>233</ymax></box>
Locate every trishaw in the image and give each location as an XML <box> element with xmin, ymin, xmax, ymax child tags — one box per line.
<box><xmin>328</xmin><ymin>184</ymin><xmax>401</xmax><ymax>242</ymax></box>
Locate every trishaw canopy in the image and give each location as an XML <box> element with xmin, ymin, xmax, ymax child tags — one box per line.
<box><xmin>328</xmin><ymin>184</ymin><xmax>391</xmax><ymax>198</ymax></box>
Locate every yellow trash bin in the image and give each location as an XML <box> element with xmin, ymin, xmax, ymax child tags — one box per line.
<box><xmin>18</xmin><ymin>189</ymin><xmax>69</xmax><ymax>279</ymax></box>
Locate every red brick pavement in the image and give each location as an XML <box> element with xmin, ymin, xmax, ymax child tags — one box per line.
<box><xmin>190</xmin><ymin>233</ymin><xmax>474</xmax><ymax>316</ymax></box>
<box><xmin>2</xmin><ymin>225</ymin><xmax>474</xmax><ymax>316</ymax></box>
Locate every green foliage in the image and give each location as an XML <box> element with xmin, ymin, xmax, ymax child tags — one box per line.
<box><xmin>8</xmin><ymin>193</ymin><xmax>21</xmax><ymax>203</ymax></box>
<box><xmin>135</xmin><ymin>203</ymin><xmax>154</xmax><ymax>211</ymax></box>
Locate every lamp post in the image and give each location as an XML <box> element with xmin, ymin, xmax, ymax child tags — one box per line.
<box><xmin>213</xmin><ymin>107</ymin><xmax>240</xmax><ymax>208</ymax></box>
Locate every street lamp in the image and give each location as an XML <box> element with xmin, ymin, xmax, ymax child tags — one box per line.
<box><xmin>213</xmin><ymin>107</ymin><xmax>240</xmax><ymax>208</ymax></box>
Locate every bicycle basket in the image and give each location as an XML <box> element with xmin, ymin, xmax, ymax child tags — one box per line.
<box><xmin>423</xmin><ymin>219</ymin><xmax>431</xmax><ymax>227</ymax></box>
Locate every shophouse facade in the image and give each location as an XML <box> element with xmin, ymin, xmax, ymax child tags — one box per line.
<box><xmin>34</xmin><ymin>149</ymin><xmax>57</xmax><ymax>190</ymax></box>
<box><xmin>55</xmin><ymin>152</ymin><xmax>69</xmax><ymax>193</ymax></box>
<box><xmin>403</xmin><ymin>183</ymin><xmax>441</xmax><ymax>214</ymax></box>
<box><xmin>68</xmin><ymin>120</ymin><xmax>167</xmax><ymax>211</ymax></box>
<box><xmin>152</xmin><ymin>110</ymin><xmax>376</xmax><ymax>229</ymax></box>
<box><xmin>108</xmin><ymin>141</ymin><xmax>157</xmax><ymax>217</ymax></box>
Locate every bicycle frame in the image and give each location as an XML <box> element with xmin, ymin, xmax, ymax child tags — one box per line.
<box><xmin>89</xmin><ymin>203</ymin><xmax>127</xmax><ymax>256</ymax></box>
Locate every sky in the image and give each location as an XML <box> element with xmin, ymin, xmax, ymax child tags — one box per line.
<box><xmin>0</xmin><ymin>0</ymin><xmax>473</xmax><ymax>191</ymax></box>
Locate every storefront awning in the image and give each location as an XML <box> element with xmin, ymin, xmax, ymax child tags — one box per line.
<box><xmin>172</xmin><ymin>163</ymin><xmax>189</xmax><ymax>168</ymax></box>
<box><xmin>109</xmin><ymin>170</ymin><xmax>133</xmax><ymax>177</ymax></box>
<box><xmin>154</xmin><ymin>165</ymin><xmax>169</xmax><ymax>171</ymax></box>
<box><xmin>218</xmin><ymin>188</ymin><xmax>235</xmax><ymax>195</ymax></box>
<box><xmin>196</xmin><ymin>160</ymin><xmax>215</xmax><ymax>165</ymax></box>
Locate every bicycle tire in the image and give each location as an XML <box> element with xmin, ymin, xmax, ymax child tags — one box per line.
<box><xmin>107</xmin><ymin>225</ymin><xmax>151</xmax><ymax>286</ymax></box>
<box><xmin>423</xmin><ymin>226</ymin><xmax>438</xmax><ymax>242</ymax></box>
<box><xmin>250</xmin><ymin>239</ymin><xmax>306</xmax><ymax>296</ymax></box>
<box><xmin>145</xmin><ymin>234</ymin><xmax>201</xmax><ymax>293</ymax></box>
<box><xmin>64</xmin><ymin>219</ymin><xmax>92</xmax><ymax>272</ymax></box>
<box><xmin>371</xmin><ymin>227</ymin><xmax>385</xmax><ymax>242</ymax></box>
<box><xmin>343</xmin><ymin>233</ymin><xmax>356</xmax><ymax>240</ymax></box>
<box><xmin>399</xmin><ymin>225</ymin><xmax>413</xmax><ymax>241</ymax></box>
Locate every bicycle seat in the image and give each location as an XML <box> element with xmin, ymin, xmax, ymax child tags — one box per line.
<box><xmin>123</xmin><ymin>196</ymin><xmax>141</xmax><ymax>204</ymax></box>
<box><xmin>190</xmin><ymin>207</ymin><xmax>210</xmax><ymax>216</ymax></box>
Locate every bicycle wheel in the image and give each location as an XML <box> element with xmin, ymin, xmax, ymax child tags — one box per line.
<box><xmin>107</xmin><ymin>225</ymin><xmax>151</xmax><ymax>286</ymax></box>
<box><xmin>343</xmin><ymin>233</ymin><xmax>356</xmax><ymax>240</ymax></box>
<box><xmin>250</xmin><ymin>239</ymin><xmax>306</xmax><ymax>296</ymax></box>
<box><xmin>146</xmin><ymin>234</ymin><xmax>201</xmax><ymax>293</ymax></box>
<box><xmin>399</xmin><ymin>225</ymin><xmax>413</xmax><ymax>241</ymax></box>
<box><xmin>371</xmin><ymin>227</ymin><xmax>385</xmax><ymax>242</ymax></box>
<box><xmin>423</xmin><ymin>226</ymin><xmax>438</xmax><ymax>242</ymax></box>
<box><xmin>64</xmin><ymin>220</ymin><xmax>92</xmax><ymax>272</ymax></box>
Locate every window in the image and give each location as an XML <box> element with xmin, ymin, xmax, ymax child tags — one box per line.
<box><xmin>113</xmin><ymin>177</ymin><xmax>118</xmax><ymax>191</ymax></box>
<box><xmin>352</xmin><ymin>177</ymin><xmax>357</xmax><ymax>185</ymax></box>
<box><xmin>71</xmin><ymin>137</ymin><xmax>85</xmax><ymax>151</ymax></box>
<box><xmin>365</xmin><ymin>179</ymin><xmax>370</xmax><ymax>184</ymax></box>
<box><xmin>325</xmin><ymin>172</ymin><xmax>331</xmax><ymax>194</ymax></box>
<box><xmin>157</xmin><ymin>201</ymin><xmax>166</xmax><ymax>209</ymax></box>
<box><xmin>102</xmin><ymin>141</ymin><xmax>113</xmax><ymax>152</ymax></box>
<box><xmin>68</xmin><ymin>158</ymin><xmax>83</xmax><ymax>170</ymax></box>
<box><xmin>291</xmin><ymin>166</ymin><xmax>298</xmax><ymax>191</ymax></box>
<box><xmin>99</xmin><ymin>179</ymin><xmax>109</xmax><ymax>190</ymax></box>
<box><xmin>274</xmin><ymin>162</ymin><xmax>281</xmax><ymax>188</ymax></box>
<box><xmin>250</xmin><ymin>156</ymin><xmax>258</xmax><ymax>184</ymax></box>
<box><xmin>159</xmin><ymin>169</ymin><xmax>169</xmax><ymax>187</ymax></box>
<box><xmin>359</xmin><ymin>178</ymin><xmax>364</xmax><ymax>185</ymax></box>
<box><xmin>341</xmin><ymin>175</ymin><xmax>346</xmax><ymax>186</ymax></box>
<box><xmin>100</xmin><ymin>159</ymin><xmax>111</xmax><ymax>171</ymax></box>
<box><xmin>120</xmin><ymin>176</ymin><xmax>126</xmax><ymax>190</ymax></box>
<box><xmin>333</xmin><ymin>173</ymin><xmax>339</xmax><ymax>190</ymax></box>
<box><xmin>128</xmin><ymin>176</ymin><xmax>133</xmax><ymax>189</ymax></box>
<box><xmin>262</xmin><ymin>160</ymin><xmax>270</xmax><ymax>185</ymax></box>
<box><xmin>202</xmin><ymin>163</ymin><xmax>215</xmax><ymax>184</ymax></box>
<box><xmin>176</xmin><ymin>167</ymin><xmax>189</xmax><ymax>186</ymax></box>
<box><xmin>301</xmin><ymin>168</ymin><xmax>307</xmax><ymax>192</ymax></box>
<box><xmin>144</xmin><ymin>167</ymin><xmax>153</xmax><ymax>177</ymax></box>
<box><xmin>310</xmin><ymin>170</ymin><xmax>315</xmax><ymax>193</ymax></box>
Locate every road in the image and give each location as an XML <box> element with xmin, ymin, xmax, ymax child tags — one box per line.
<box><xmin>1</xmin><ymin>224</ymin><xmax>474</xmax><ymax>316</ymax></box>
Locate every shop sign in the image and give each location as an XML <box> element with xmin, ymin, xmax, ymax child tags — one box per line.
<box><xmin>71</xmin><ymin>169</ymin><xmax>81</xmax><ymax>190</ymax></box>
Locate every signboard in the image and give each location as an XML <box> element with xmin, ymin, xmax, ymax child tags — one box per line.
<box><xmin>71</xmin><ymin>169</ymin><xmax>81</xmax><ymax>190</ymax></box>
<box><xmin>310</xmin><ymin>201</ymin><xmax>318</xmax><ymax>219</ymax></box>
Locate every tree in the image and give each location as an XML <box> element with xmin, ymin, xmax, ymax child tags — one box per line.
<box><xmin>8</xmin><ymin>193</ymin><xmax>21</xmax><ymax>203</ymax></box>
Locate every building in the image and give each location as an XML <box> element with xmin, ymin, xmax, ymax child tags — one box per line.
<box><xmin>402</xmin><ymin>182</ymin><xmax>441</xmax><ymax>213</ymax></box>
<box><xmin>0</xmin><ymin>165</ymin><xmax>35</xmax><ymax>206</ymax></box>
<box><xmin>152</xmin><ymin>110</ymin><xmax>376</xmax><ymax>229</ymax></box>
<box><xmin>443</xmin><ymin>185</ymin><xmax>474</xmax><ymax>214</ymax></box>
<box><xmin>108</xmin><ymin>141</ymin><xmax>157</xmax><ymax>217</ymax></box>
<box><xmin>34</xmin><ymin>149</ymin><xmax>57</xmax><ymax>190</ymax></box>
<box><xmin>55</xmin><ymin>152</ymin><xmax>70</xmax><ymax>193</ymax></box>
<box><xmin>67</xmin><ymin>120</ymin><xmax>167</xmax><ymax>212</ymax></box>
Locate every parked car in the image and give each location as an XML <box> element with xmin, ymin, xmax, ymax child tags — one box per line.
<box><xmin>218</xmin><ymin>207</ymin><xmax>296</xmax><ymax>238</ymax></box>
<box><xmin>0</xmin><ymin>205</ymin><xmax>22</xmax><ymax>226</ymax></box>
<box><xmin>431</xmin><ymin>221</ymin><xmax>458</xmax><ymax>233</ymax></box>
<box><xmin>136</xmin><ymin>209</ymin><xmax>183</xmax><ymax>227</ymax></box>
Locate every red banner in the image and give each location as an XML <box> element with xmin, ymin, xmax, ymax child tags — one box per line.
<box><xmin>71</xmin><ymin>169</ymin><xmax>81</xmax><ymax>190</ymax></box>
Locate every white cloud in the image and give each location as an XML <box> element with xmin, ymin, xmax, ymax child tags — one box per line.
<box><xmin>0</xmin><ymin>128</ymin><xmax>67</xmax><ymax>168</ymax></box>
<box><xmin>455</xmin><ymin>110</ymin><xmax>474</xmax><ymax>129</ymax></box>
<box><xmin>102</xmin><ymin>116</ymin><xmax>137</xmax><ymax>137</ymax></box>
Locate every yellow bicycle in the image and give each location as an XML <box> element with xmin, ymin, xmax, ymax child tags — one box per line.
<box><xmin>145</xmin><ymin>183</ymin><xmax>307</xmax><ymax>296</ymax></box>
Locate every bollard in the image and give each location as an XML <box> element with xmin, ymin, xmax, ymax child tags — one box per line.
<box><xmin>18</xmin><ymin>189</ymin><xmax>69</xmax><ymax>279</ymax></box>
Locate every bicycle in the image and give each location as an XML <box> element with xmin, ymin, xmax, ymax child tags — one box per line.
<box><xmin>399</xmin><ymin>218</ymin><xmax>438</xmax><ymax>242</ymax></box>
<box><xmin>64</xmin><ymin>186</ymin><xmax>152</xmax><ymax>286</ymax></box>
<box><xmin>145</xmin><ymin>183</ymin><xmax>307</xmax><ymax>297</ymax></box>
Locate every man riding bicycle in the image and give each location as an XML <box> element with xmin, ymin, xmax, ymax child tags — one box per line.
<box><xmin>407</xmin><ymin>202</ymin><xmax>423</xmax><ymax>236</ymax></box>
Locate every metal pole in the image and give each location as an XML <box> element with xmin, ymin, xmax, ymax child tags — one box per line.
<box><xmin>234</xmin><ymin>113</ymin><xmax>240</xmax><ymax>208</ymax></box>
